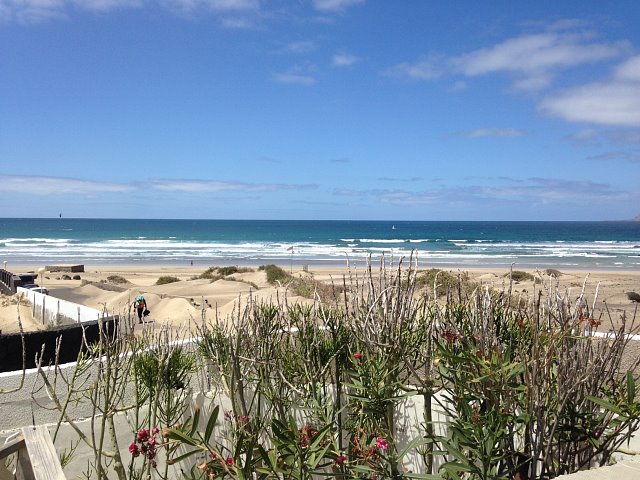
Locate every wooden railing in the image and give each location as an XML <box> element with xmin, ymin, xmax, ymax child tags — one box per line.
<box><xmin>0</xmin><ymin>426</ymin><xmax>66</xmax><ymax>480</ymax></box>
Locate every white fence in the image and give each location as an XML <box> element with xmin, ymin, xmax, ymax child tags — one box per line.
<box><xmin>17</xmin><ymin>288</ymin><xmax>104</xmax><ymax>326</ymax></box>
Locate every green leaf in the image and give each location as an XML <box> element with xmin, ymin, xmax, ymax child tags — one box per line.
<box><xmin>190</xmin><ymin>407</ymin><xmax>201</xmax><ymax>437</ymax></box>
<box><xmin>165</xmin><ymin>428</ymin><xmax>200</xmax><ymax>447</ymax></box>
<box><xmin>587</xmin><ymin>396</ymin><xmax>623</xmax><ymax>415</ymax></box>
<box><xmin>309</xmin><ymin>424</ymin><xmax>332</xmax><ymax>451</ymax></box>
<box><xmin>309</xmin><ymin>442</ymin><xmax>331</xmax><ymax>470</ymax></box>
<box><xmin>204</xmin><ymin>405</ymin><xmax>219</xmax><ymax>443</ymax></box>
<box><xmin>398</xmin><ymin>435</ymin><xmax>431</xmax><ymax>459</ymax></box>
<box><xmin>627</xmin><ymin>371</ymin><xmax>636</xmax><ymax>404</ymax></box>
<box><xmin>166</xmin><ymin>448</ymin><xmax>201</xmax><ymax>465</ymax></box>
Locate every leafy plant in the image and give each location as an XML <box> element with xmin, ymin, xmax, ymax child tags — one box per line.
<box><xmin>627</xmin><ymin>291</ymin><xmax>640</xmax><ymax>302</ymax></box>
<box><xmin>156</xmin><ymin>275</ymin><xmax>180</xmax><ymax>285</ymax></box>
<box><xmin>259</xmin><ymin>264</ymin><xmax>291</xmax><ymax>285</ymax></box>
<box><xmin>106</xmin><ymin>274</ymin><xmax>129</xmax><ymax>284</ymax></box>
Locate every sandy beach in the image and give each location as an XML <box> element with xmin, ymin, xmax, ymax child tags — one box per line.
<box><xmin>2</xmin><ymin>263</ymin><xmax>639</xmax><ymax>336</ymax></box>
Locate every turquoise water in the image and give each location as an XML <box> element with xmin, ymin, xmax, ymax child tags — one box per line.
<box><xmin>1</xmin><ymin>218</ymin><xmax>639</xmax><ymax>269</ymax></box>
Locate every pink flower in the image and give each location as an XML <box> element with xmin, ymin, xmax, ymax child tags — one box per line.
<box><xmin>353</xmin><ymin>352</ymin><xmax>362</xmax><ymax>360</ymax></box>
<box><xmin>129</xmin><ymin>442</ymin><xmax>140</xmax><ymax>457</ymax></box>
<box><xmin>136</xmin><ymin>427</ymin><xmax>149</xmax><ymax>443</ymax></box>
<box><xmin>335</xmin><ymin>453</ymin><xmax>347</xmax><ymax>465</ymax></box>
<box><xmin>226</xmin><ymin>457</ymin><xmax>234</xmax><ymax>466</ymax></box>
<box><xmin>376</xmin><ymin>436</ymin><xmax>389</xmax><ymax>452</ymax></box>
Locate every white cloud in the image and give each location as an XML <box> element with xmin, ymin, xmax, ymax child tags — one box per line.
<box><xmin>0</xmin><ymin>0</ymin><xmax>259</xmax><ymax>23</ymax></box>
<box><xmin>453</xmin><ymin>33</ymin><xmax>623</xmax><ymax>75</ymax></box>
<box><xmin>540</xmin><ymin>55</ymin><xmax>640</xmax><ymax>126</ymax></box>
<box><xmin>564</xmin><ymin>128</ymin><xmax>599</xmax><ymax>145</ymax></box>
<box><xmin>75</xmin><ymin>0</ymin><xmax>144</xmax><ymax>12</ymax></box>
<box><xmin>456</xmin><ymin>128</ymin><xmax>526</xmax><ymax>138</ymax></box>
<box><xmin>332</xmin><ymin>52</ymin><xmax>359</xmax><ymax>67</ymax></box>
<box><xmin>0</xmin><ymin>175</ymin><xmax>134</xmax><ymax>195</ymax></box>
<box><xmin>385</xmin><ymin>55</ymin><xmax>443</xmax><ymax>80</ymax></box>
<box><xmin>312</xmin><ymin>0</ymin><xmax>364</xmax><ymax>12</ymax></box>
<box><xmin>272</xmin><ymin>68</ymin><xmax>316</xmax><ymax>85</ymax></box>
<box><xmin>283</xmin><ymin>41</ymin><xmax>316</xmax><ymax>54</ymax></box>
<box><xmin>388</xmin><ymin>29</ymin><xmax>629</xmax><ymax>92</ymax></box>
<box><xmin>150</xmin><ymin>179</ymin><xmax>314</xmax><ymax>192</ymax></box>
<box><xmin>334</xmin><ymin>177</ymin><xmax>633</xmax><ymax>207</ymax></box>
<box><xmin>160</xmin><ymin>0</ymin><xmax>260</xmax><ymax>11</ymax></box>
<box><xmin>587</xmin><ymin>151</ymin><xmax>640</xmax><ymax>163</ymax></box>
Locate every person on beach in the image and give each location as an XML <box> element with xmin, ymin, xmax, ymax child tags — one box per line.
<box><xmin>134</xmin><ymin>295</ymin><xmax>148</xmax><ymax>323</ymax></box>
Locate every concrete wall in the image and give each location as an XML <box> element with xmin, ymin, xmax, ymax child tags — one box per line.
<box><xmin>17</xmin><ymin>287</ymin><xmax>103</xmax><ymax>326</ymax></box>
<box><xmin>0</xmin><ymin>317</ymin><xmax>118</xmax><ymax>373</ymax></box>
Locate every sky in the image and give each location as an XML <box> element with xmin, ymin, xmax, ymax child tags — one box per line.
<box><xmin>1</xmin><ymin>0</ymin><xmax>639</xmax><ymax>221</ymax></box>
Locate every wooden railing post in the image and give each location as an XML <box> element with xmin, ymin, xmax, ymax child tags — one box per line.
<box><xmin>14</xmin><ymin>426</ymin><xmax>66</xmax><ymax>480</ymax></box>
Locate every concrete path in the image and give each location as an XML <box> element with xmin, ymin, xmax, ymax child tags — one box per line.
<box><xmin>557</xmin><ymin>457</ymin><xmax>640</xmax><ymax>479</ymax></box>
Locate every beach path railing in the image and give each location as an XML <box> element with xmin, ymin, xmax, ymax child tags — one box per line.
<box><xmin>0</xmin><ymin>426</ymin><xmax>66</xmax><ymax>480</ymax></box>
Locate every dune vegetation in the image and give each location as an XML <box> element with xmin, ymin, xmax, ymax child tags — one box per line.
<box><xmin>3</xmin><ymin>257</ymin><xmax>640</xmax><ymax>479</ymax></box>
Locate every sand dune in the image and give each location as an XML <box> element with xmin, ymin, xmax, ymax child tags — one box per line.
<box><xmin>1</xmin><ymin>264</ymin><xmax>639</xmax><ymax>335</ymax></box>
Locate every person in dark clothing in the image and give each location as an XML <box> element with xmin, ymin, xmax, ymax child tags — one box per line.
<box><xmin>134</xmin><ymin>295</ymin><xmax>147</xmax><ymax>323</ymax></box>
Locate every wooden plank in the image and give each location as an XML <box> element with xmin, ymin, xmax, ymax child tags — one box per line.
<box><xmin>17</xmin><ymin>426</ymin><xmax>65</xmax><ymax>480</ymax></box>
<box><xmin>0</xmin><ymin>435</ymin><xmax>25</xmax><ymax>457</ymax></box>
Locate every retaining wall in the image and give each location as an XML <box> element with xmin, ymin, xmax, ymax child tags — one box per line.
<box><xmin>0</xmin><ymin>317</ymin><xmax>119</xmax><ymax>373</ymax></box>
<box><xmin>17</xmin><ymin>287</ymin><xmax>103</xmax><ymax>325</ymax></box>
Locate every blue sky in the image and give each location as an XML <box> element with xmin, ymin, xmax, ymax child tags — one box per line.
<box><xmin>1</xmin><ymin>0</ymin><xmax>639</xmax><ymax>221</ymax></box>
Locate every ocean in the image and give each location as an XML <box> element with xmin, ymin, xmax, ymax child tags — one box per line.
<box><xmin>1</xmin><ymin>218</ymin><xmax>639</xmax><ymax>270</ymax></box>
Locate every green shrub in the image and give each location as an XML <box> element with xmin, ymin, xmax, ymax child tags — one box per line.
<box><xmin>627</xmin><ymin>291</ymin><xmax>640</xmax><ymax>303</ymax></box>
<box><xmin>545</xmin><ymin>268</ymin><xmax>562</xmax><ymax>277</ymax></box>
<box><xmin>156</xmin><ymin>276</ymin><xmax>180</xmax><ymax>285</ymax></box>
<box><xmin>505</xmin><ymin>270</ymin><xmax>537</xmax><ymax>283</ymax></box>
<box><xmin>259</xmin><ymin>264</ymin><xmax>291</xmax><ymax>285</ymax></box>
<box><xmin>216</xmin><ymin>266</ymin><xmax>239</xmax><ymax>276</ymax></box>
<box><xmin>195</xmin><ymin>266</ymin><xmax>254</xmax><ymax>281</ymax></box>
<box><xmin>415</xmin><ymin>269</ymin><xmax>471</xmax><ymax>297</ymax></box>
<box><xmin>106</xmin><ymin>274</ymin><xmax>129</xmax><ymax>284</ymax></box>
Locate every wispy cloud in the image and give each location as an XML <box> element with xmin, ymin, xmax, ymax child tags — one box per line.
<box><xmin>564</xmin><ymin>128</ymin><xmax>599</xmax><ymax>146</ymax></box>
<box><xmin>455</xmin><ymin>128</ymin><xmax>526</xmax><ymax>138</ymax></box>
<box><xmin>385</xmin><ymin>55</ymin><xmax>443</xmax><ymax>80</ymax></box>
<box><xmin>334</xmin><ymin>177</ymin><xmax>633</xmax><ymax>206</ymax></box>
<box><xmin>587</xmin><ymin>151</ymin><xmax>640</xmax><ymax>163</ymax></box>
<box><xmin>0</xmin><ymin>175</ymin><xmax>134</xmax><ymax>195</ymax></box>
<box><xmin>312</xmin><ymin>0</ymin><xmax>364</xmax><ymax>13</ymax></box>
<box><xmin>281</xmin><ymin>41</ymin><xmax>317</xmax><ymax>54</ymax></box>
<box><xmin>377</xmin><ymin>176</ymin><xmax>423</xmax><ymax>182</ymax></box>
<box><xmin>450</xmin><ymin>32</ymin><xmax>627</xmax><ymax>91</ymax></box>
<box><xmin>387</xmin><ymin>27</ymin><xmax>629</xmax><ymax>92</ymax></box>
<box><xmin>272</xmin><ymin>66</ymin><xmax>316</xmax><ymax>85</ymax></box>
<box><xmin>150</xmin><ymin>179</ymin><xmax>316</xmax><ymax>192</ymax></box>
<box><xmin>1</xmin><ymin>0</ymin><xmax>260</xmax><ymax>24</ymax></box>
<box><xmin>0</xmin><ymin>175</ymin><xmax>317</xmax><ymax>196</ymax></box>
<box><xmin>332</xmin><ymin>52</ymin><xmax>360</xmax><ymax>67</ymax></box>
<box><xmin>540</xmin><ymin>55</ymin><xmax>640</xmax><ymax>126</ymax></box>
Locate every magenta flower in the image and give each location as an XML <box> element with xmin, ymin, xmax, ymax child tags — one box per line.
<box><xmin>136</xmin><ymin>427</ymin><xmax>149</xmax><ymax>443</ymax></box>
<box><xmin>376</xmin><ymin>436</ymin><xmax>389</xmax><ymax>452</ymax></box>
<box><xmin>335</xmin><ymin>453</ymin><xmax>347</xmax><ymax>465</ymax></box>
<box><xmin>353</xmin><ymin>352</ymin><xmax>362</xmax><ymax>360</ymax></box>
<box><xmin>129</xmin><ymin>442</ymin><xmax>140</xmax><ymax>457</ymax></box>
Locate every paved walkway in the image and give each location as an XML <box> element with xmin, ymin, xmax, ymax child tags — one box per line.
<box><xmin>557</xmin><ymin>457</ymin><xmax>640</xmax><ymax>479</ymax></box>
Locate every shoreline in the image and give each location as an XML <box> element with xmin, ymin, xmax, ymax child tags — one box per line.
<box><xmin>5</xmin><ymin>258</ymin><xmax>640</xmax><ymax>273</ymax></box>
<box><xmin>1</xmin><ymin>263</ymin><xmax>639</xmax><ymax>336</ymax></box>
